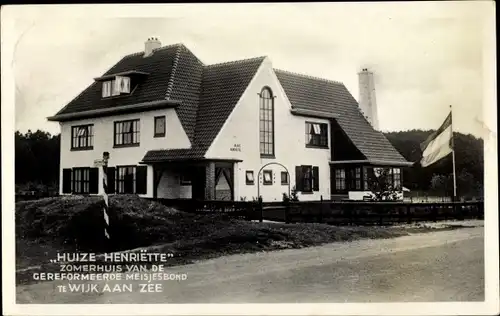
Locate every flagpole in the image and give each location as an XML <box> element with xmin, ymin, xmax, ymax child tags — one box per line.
<box><xmin>450</xmin><ymin>105</ymin><xmax>457</xmax><ymax>201</ymax></box>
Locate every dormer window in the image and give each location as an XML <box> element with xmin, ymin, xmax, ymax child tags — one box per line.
<box><xmin>102</xmin><ymin>76</ymin><xmax>131</xmax><ymax>98</ymax></box>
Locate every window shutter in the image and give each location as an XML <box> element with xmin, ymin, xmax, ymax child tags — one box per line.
<box><xmin>136</xmin><ymin>166</ymin><xmax>148</xmax><ymax>194</ymax></box>
<box><xmin>106</xmin><ymin>167</ymin><xmax>115</xmax><ymax>194</ymax></box>
<box><xmin>295</xmin><ymin>166</ymin><xmax>304</xmax><ymax>191</ymax></box>
<box><xmin>89</xmin><ymin>168</ymin><xmax>99</xmax><ymax>194</ymax></box>
<box><xmin>62</xmin><ymin>169</ymin><xmax>72</xmax><ymax>193</ymax></box>
<box><xmin>313</xmin><ymin>166</ymin><xmax>319</xmax><ymax>191</ymax></box>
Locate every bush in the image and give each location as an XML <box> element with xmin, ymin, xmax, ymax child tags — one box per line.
<box><xmin>16</xmin><ymin>195</ymin><xmax>191</xmax><ymax>252</ymax></box>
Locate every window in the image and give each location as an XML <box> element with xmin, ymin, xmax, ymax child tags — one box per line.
<box><xmin>363</xmin><ymin>166</ymin><xmax>369</xmax><ymax>190</ymax></box>
<box><xmin>363</xmin><ymin>167</ymin><xmax>402</xmax><ymax>190</ymax></box>
<box><xmin>102</xmin><ymin>76</ymin><xmax>131</xmax><ymax>98</ymax></box>
<box><xmin>63</xmin><ymin>168</ymin><xmax>98</xmax><ymax>194</ymax></box>
<box><xmin>116</xmin><ymin>166</ymin><xmax>136</xmax><ymax>194</ymax></box>
<box><xmin>71</xmin><ymin>125</ymin><xmax>94</xmax><ymax>150</ymax></box>
<box><xmin>296</xmin><ymin>165</ymin><xmax>319</xmax><ymax>193</ymax></box>
<box><xmin>114</xmin><ymin>165</ymin><xmax>147</xmax><ymax>194</ymax></box>
<box><xmin>154</xmin><ymin>116</ymin><xmax>166</xmax><ymax>137</ymax></box>
<box><xmin>393</xmin><ymin>168</ymin><xmax>401</xmax><ymax>189</ymax></box>
<box><xmin>354</xmin><ymin>167</ymin><xmax>362</xmax><ymax>190</ymax></box>
<box><xmin>281</xmin><ymin>171</ymin><xmax>289</xmax><ymax>185</ymax></box>
<box><xmin>263</xmin><ymin>170</ymin><xmax>273</xmax><ymax>185</ymax></box>
<box><xmin>303</xmin><ymin>167</ymin><xmax>312</xmax><ymax>192</ymax></box>
<box><xmin>259</xmin><ymin>87</ymin><xmax>274</xmax><ymax>157</ymax></box>
<box><xmin>305</xmin><ymin>122</ymin><xmax>328</xmax><ymax>147</ymax></box>
<box><xmin>102</xmin><ymin>81</ymin><xmax>112</xmax><ymax>98</ymax></box>
<box><xmin>72</xmin><ymin>168</ymin><xmax>90</xmax><ymax>194</ymax></box>
<box><xmin>245</xmin><ymin>171</ymin><xmax>254</xmax><ymax>185</ymax></box>
<box><xmin>114</xmin><ymin>119</ymin><xmax>140</xmax><ymax>146</ymax></box>
<box><xmin>335</xmin><ymin>168</ymin><xmax>346</xmax><ymax>191</ymax></box>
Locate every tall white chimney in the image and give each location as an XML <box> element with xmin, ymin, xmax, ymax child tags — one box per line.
<box><xmin>358</xmin><ymin>68</ymin><xmax>379</xmax><ymax>131</ymax></box>
<box><xmin>144</xmin><ymin>37</ymin><xmax>161</xmax><ymax>57</ymax></box>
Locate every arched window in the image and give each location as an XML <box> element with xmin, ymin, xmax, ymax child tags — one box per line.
<box><xmin>259</xmin><ymin>87</ymin><xmax>274</xmax><ymax>157</ymax></box>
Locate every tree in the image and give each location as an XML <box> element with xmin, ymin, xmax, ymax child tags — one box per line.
<box><xmin>15</xmin><ymin>130</ymin><xmax>60</xmax><ymax>193</ymax></box>
<box><xmin>384</xmin><ymin>129</ymin><xmax>484</xmax><ymax>198</ymax></box>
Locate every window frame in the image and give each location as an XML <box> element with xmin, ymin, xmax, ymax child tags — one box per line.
<box><xmin>114</xmin><ymin>119</ymin><xmax>140</xmax><ymax>147</ymax></box>
<box><xmin>335</xmin><ymin>168</ymin><xmax>346</xmax><ymax>192</ymax></box>
<box><xmin>115</xmin><ymin>165</ymin><xmax>137</xmax><ymax>194</ymax></box>
<box><xmin>72</xmin><ymin>167</ymin><xmax>91</xmax><ymax>194</ymax></box>
<box><xmin>349</xmin><ymin>167</ymin><xmax>362</xmax><ymax>190</ymax></box>
<box><xmin>281</xmin><ymin>171</ymin><xmax>289</xmax><ymax>185</ymax></box>
<box><xmin>262</xmin><ymin>170</ymin><xmax>273</xmax><ymax>185</ymax></box>
<box><xmin>302</xmin><ymin>165</ymin><xmax>313</xmax><ymax>193</ymax></box>
<box><xmin>245</xmin><ymin>171</ymin><xmax>254</xmax><ymax>185</ymax></box>
<box><xmin>102</xmin><ymin>77</ymin><xmax>132</xmax><ymax>99</ymax></box>
<box><xmin>362</xmin><ymin>166</ymin><xmax>402</xmax><ymax>191</ymax></box>
<box><xmin>154</xmin><ymin>116</ymin><xmax>166</xmax><ymax>138</ymax></box>
<box><xmin>259</xmin><ymin>87</ymin><xmax>275</xmax><ymax>158</ymax></box>
<box><xmin>305</xmin><ymin>121</ymin><xmax>328</xmax><ymax>148</ymax></box>
<box><xmin>392</xmin><ymin>168</ymin><xmax>402</xmax><ymax>189</ymax></box>
<box><xmin>71</xmin><ymin>124</ymin><xmax>94</xmax><ymax>151</ymax></box>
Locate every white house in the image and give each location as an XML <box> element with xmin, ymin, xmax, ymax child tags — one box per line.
<box><xmin>48</xmin><ymin>38</ymin><xmax>412</xmax><ymax>202</ymax></box>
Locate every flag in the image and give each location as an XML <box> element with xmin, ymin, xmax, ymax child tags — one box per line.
<box><xmin>420</xmin><ymin>112</ymin><xmax>453</xmax><ymax>167</ymax></box>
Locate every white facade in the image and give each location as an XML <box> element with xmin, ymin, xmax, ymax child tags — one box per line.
<box><xmin>57</xmin><ymin>55</ymin><xmax>402</xmax><ymax>202</ymax></box>
<box><xmin>59</xmin><ymin>108</ymin><xmax>190</xmax><ymax>197</ymax></box>
<box><xmin>205</xmin><ymin>58</ymin><xmax>331</xmax><ymax>201</ymax></box>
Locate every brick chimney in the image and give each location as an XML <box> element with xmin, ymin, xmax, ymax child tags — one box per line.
<box><xmin>144</xmin><ymin>37</ymin><xmax>161</xmax><ymax>57</ymax></box>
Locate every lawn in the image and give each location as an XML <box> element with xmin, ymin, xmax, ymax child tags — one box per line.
<box><xmin>15</xmin><ymin>195</ymin><xmax>473</xmax><ymax>285</ymax></box>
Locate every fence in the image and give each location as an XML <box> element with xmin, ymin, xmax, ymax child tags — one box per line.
<box><xmin>152</xmin><ymin>198</ymin><xmax>484</xmax><ymax>225</ymax></box>
<box><xmin>15</xmin><ymin>193</ymin><xmax>59</xmax><ymax>202</ymax></box>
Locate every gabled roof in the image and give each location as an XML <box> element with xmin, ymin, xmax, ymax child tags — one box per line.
<box><xmin>50</xmin><ymin>42</ymin><xmax>265</xmax><ymax>161</ymax></box>
<box><xmin>274</xmin><ymin>69</ymin><xmax>408</xmax><ymax>164</ymax></box>
<box><xmin>53</xmin><ymin>44</ymin><xmax>205</xmax><ymax>145</ymax></box>
<box><xmin>143</xmin><ymin>56</ymin><xmax>265</xmax><ymax>162</ymax></box>
<box><xmin>52</xmin><ymin>42</ymin><xmax>407</xmax><ymax>165</ymax></box>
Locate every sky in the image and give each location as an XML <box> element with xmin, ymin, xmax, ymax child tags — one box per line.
<box><xmin>6</xmin><ymin>2</ymin><xmax>495</xmax><ymax>138</ymax></box>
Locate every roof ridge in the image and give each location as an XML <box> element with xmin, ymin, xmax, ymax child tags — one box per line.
<box><xmin>152</xmin><ymin>43</ymin><xmax>184</xmax><ymax>54</ymax></box>
<box><xmin>205</xmin><ymin>56</ymin><xmax>266</xmax><ymax>68</ymax></box>
<box><xmin>165</xmin><ymin>45</ymin><xmax>183</xmax><ymax>100</ymax></box>
<box><xmin>120</xmin><ymin>43</ymin><xmax>182</xmax><ymax>58</ymax></box>
<box><xmin>274</xmin><ymin>68</ymin><xmax>344</xmax><ymax>85</ymax></box>
<box><xmin>176</xmin><ymin>43</ymin><xmax>205</xmax><ymax>66</ymax></box>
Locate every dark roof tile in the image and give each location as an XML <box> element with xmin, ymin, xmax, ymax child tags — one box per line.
<box><xmin>274</xmin><ymin>69</ymin><xmax>408</xmax><ymax>163</ymax></box>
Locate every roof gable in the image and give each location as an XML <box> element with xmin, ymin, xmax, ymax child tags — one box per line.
<box><xmin>274</xmin><ymin>69</ymin><xmax>408</xmax><ymax>164</ymax></box>
<box><xmin>142</xmin><ymin>56</ymin><xmax>265</xmax><ymax>162</ymax></box>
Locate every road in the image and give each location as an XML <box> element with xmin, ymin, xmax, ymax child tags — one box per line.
<box><xmin>16</xmin><ymin>225</ymin><xmax>484</xmax><ymax>303</ymax></box>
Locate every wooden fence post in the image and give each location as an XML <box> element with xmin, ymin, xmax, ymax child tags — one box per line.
<box><xmin>284</xmin><ymin>199</ymin><xmax>290</xmax><ymax>224</ymax></box>
<box><xmin>378</xmin><ymin>204</ymin><xmax>384</xmax><ymax>226</ymax></box>
<box><xmin>258</xmin><ymin>196</ymin><xmax>263</xmax><ymax>223</ymax></box>
<box><xmin>319</xmin><ymin>196</ymin><xmax>324</xmax><ymax>223</ymax></box>
<box><xmin>406</xmin><ymin>204</ymin><xmax>412</xmax><ymax>224</ymax></box>
<box><xmin>349</xmin><ymin>203</ymin><xmax>354</xmax><ymax>226</ymax></box>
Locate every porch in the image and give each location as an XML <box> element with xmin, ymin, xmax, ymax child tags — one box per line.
<box><xmin>329</xmin><ymin>160</ymin><xmax>413</xmax><ymax>200</ymax></box>
<box><xmin>150</xmin><ymin>160</ymin><xmax>239</xmax><ymax>201</ymax></box>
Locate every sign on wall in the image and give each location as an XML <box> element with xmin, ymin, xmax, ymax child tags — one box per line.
<box><xmin>230</xmin><ymin>144</ymin><xmax>242</xmax><ymax>152</ymax></box>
